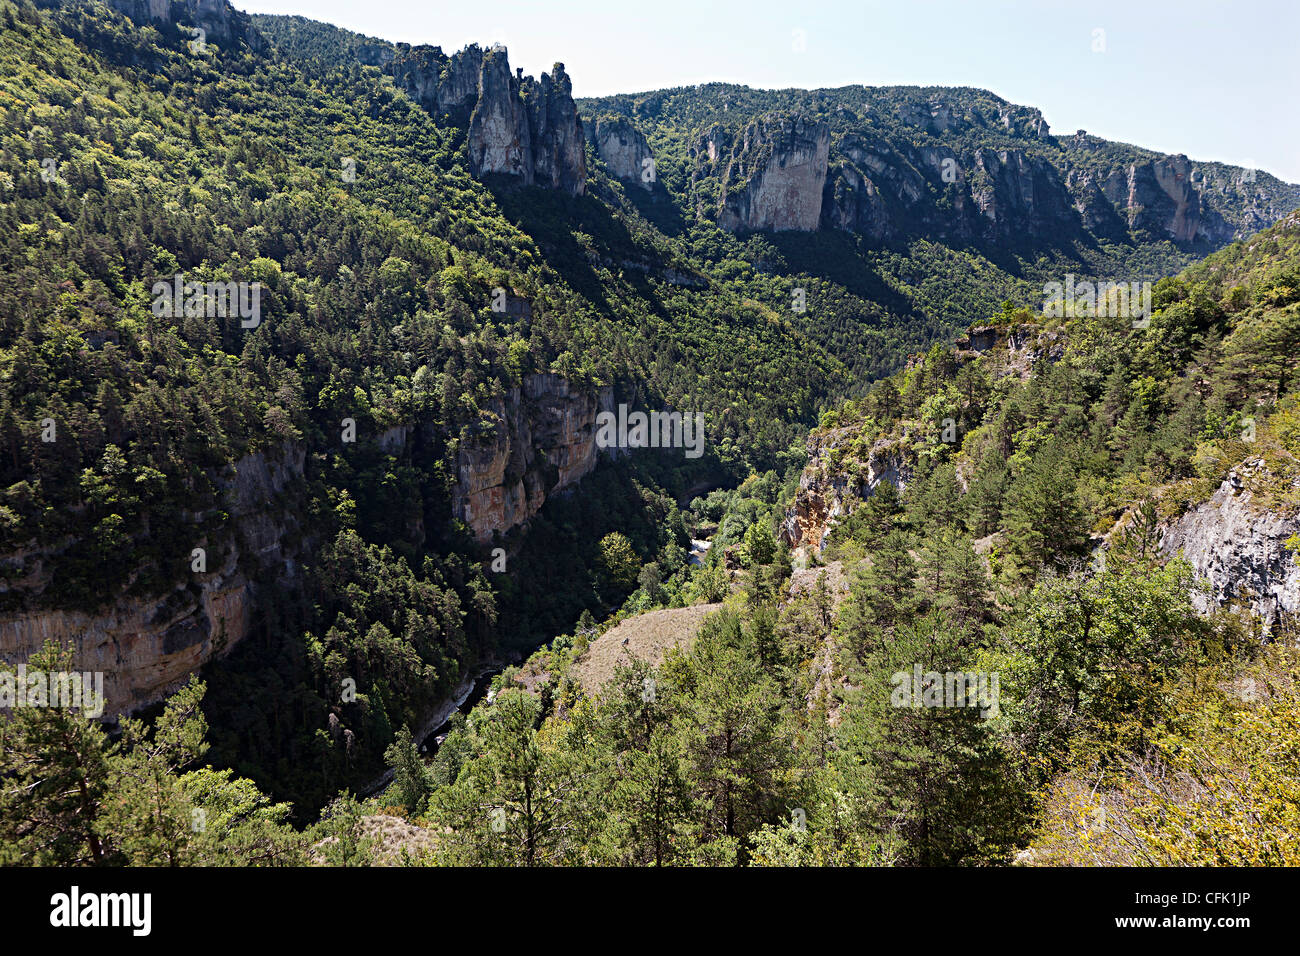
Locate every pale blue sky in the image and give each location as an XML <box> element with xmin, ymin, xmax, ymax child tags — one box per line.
<box><xmin>235</xmin><ymin>0</ymin><xmax>1300</xmax><ymax>181</ymax></box>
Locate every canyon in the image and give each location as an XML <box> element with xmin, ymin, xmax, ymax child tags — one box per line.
<box><xmin>0</xmin><ymin>373</ymin><xmax>614</xmax><ymax>717</ymax></box>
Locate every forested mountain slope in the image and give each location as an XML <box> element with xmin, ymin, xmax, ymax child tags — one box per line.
<box><xmin>1</xmin><ymin>0</ymin><xmax>1297</xmax><ymax>856</ymax></box>
<box><xmin>364</xmin><ymin>208</ymin><xmax>1300</xmax><ymax>866</ymax></box>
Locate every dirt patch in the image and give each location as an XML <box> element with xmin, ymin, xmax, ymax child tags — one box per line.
<box><xmin>571</xmin><ymin>603</ymin><xmax>723</xmax><ymax>697</ymax></box>
<box><xmin>787</xmin><ymin>560</ymin><xmax>850</xmax><ymax>606</ymax></box>
<box><xmin>313</xmin><ymin>813</ymin><xmax>437</xmax><ymax>865</ymax></box>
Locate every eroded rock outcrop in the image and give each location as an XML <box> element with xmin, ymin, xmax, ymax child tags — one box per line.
<box><xmin>822</xmin><ymin>137</ymin><xmax>1075</xmax><ymax>242</ymax></box>
<box><xmin>452</xmin><ymin>374</ymin><xmax>614</xmax><ymax>542</ymax></box>
<box><xmin>587</xmin><ymin>116</ymin><xmax>655</xmax><ymax>190</ymax></box>
<box><xmin>1160</xmin><ymin>461</ymin><xmax>1300</xmax><ymax>629</ymax></box>
<box><xmin>968</xmin><ymin>148</ymin><xmax>1074</xmax><ymax>236</ymax></box>
<box><xmin>0</xmin><ymin>443</ymin><xmax>305</xmax><ymax>718</ymax></box>
<box><xmin>393</xmin><ymin>44</ymin><xmax>586</xmax><ymax>195</ymax></box>
<box><xmin>780</xmin><ymin>431</ymin><xmax>912</xmax><ymax>552</ymax></box>
<box><xmin>526</xmin><ymin>64</ymin><xmax>587</xmax><ymax>195</ymax></box>
<box><xmin>469</xmin><ymin>47</ymin><xmax>534</xmax><ymax>183</ymax></box>
<box><xmin>1064</xmin><ymin>167</ymin><xmax>1129</xmax><ymax>241</ymax></box>
<box><xmin>390</xmin><ymin>44</ymin><xmax>483</xmax><ymax>118</ymax></box>
<box><xmin>718</xmin><ymin>114</ymin><xmax>830</xmax><ymax>232</ymax></box>
<box><xmin>1096</xmin><ymin>155</ymin><xmax>1229</xmax><ymax>244</ymax></box>
<box><xmin>105</xmin><ymin>0</ymin><xmax>262</xmax><ymax>49</ymax></box>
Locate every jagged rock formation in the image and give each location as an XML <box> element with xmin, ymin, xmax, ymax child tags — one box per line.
<box><xmin>390</xmin><ymin>44</ymin><xmax>483</xmax><ymax>118</ymax></box>
<box><xmin>104</xmin><ymin>0</ymin><xmax>262</xmax><ymax>49</ymax></box>
<box><xmin>587</xmin><ymin>116</ymin><xmax>655</xmax><ymax>190</ymax></box>
<box><xmin>780</xmin><ymin>430</ymin><xmax>912</xmax><ymax>552</ymax></box>
<box><xmin>468</xmin><ymin>47</ymin><xmax>534</xmax><ymax>183</ymax></box>
<box><xmin>1160</xmin><ymin>460</ymin><xmax>1300</xmax><ymax>629</ymax></box>
<box><xmin>1092</xmin><ymin>155</ymin><xmax>1226</xmax><ymax>243</ymax></box>
<box><xmin>452</xmin><ymin>374</ymin><xmax>614</xmax><ymax>542</ymax></box>
<box><xmin>953</xmin><ymin>322</ymin><xmax>1066</xmax><ymax>379</ymax></box>
<box><xmin>718</xmin><ymin>114</ymin><xmax>830</xmax><ymax>232</ymax></box>
<box><xmin>577</xmin><ymin>88</ymin><xmax>1299</xmax><ymax>246</ymax></box>
<box><xmin>392</xmin><ymin>45</ymin><xmax>587</xmax><ymax>195</ymax></box>
<box><xmin>968</xmin><ymin>148</ymin><xmax>1075</xmax><ymax>235</ymax></box>
<box><xmin>1064</xmin><ymin>166</ymin><xmax>1129</xmax><ymax>240</ymax></box>
<box><xmin>527</xmin><ymin>65</ymin><xmax>588</xmax><ymax>194</ymax></box>
<box><xmin>822</xmin><ymin>133</ymin><xmax>926</xmax><ymax>239</ymax></box>
<box><xmin>822</xmin><ymin>136</ymin><xmax>1076</xmax><ymax>242</ymax></box>
<box><xmin>0</xmin><ymin>444</ymin><xmax>305</xmax><ymax>718</ymax></box>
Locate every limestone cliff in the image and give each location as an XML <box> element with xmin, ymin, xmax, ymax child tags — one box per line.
<box><xmin>0</xmin><ymin>367</ymin><xmax>615</xmax><ymax>714</ymax></box>
<box><xmin>822</xmin><ymin>138</ymin><xmax>1075</xmax><ymax>242</ymax></box>
<box><xmin>392</xmin><ymin>45</ymin><xmax>586</xmax><ymax>196</ymax></box>
<box><xmin>452</xmin><ymin>374</ymin><xmax>614</xmax><ymax>542</ymax></box>
<box><xmin>468</xmin><ymin>47</ymin><xmax>534</xmax><ymax>183</ymax></box>
<box><xmin>587</xmin><ymin>116</ymin><xmax>655</xmax><ymax>190</ymax></box>
<box><xmin>718</xmin><ymin>114</ymin><xmax>830</xmax><ymax>232</ymax></box>
<box><xmin>968</xmin><ymin>148</ymin><xmax>1075</xmax><ymax>236</ymax></box>
<box><xmin>0</xmin><ymin>444</ymin><xmax>305</xmax><ymax>718</ymax></box>
<box><xmin>390</xmin><ymin>44</ymin><xmax>483</xmax><ymax>118</ymax></box>
<box><xmin>526</xmin><ymin>65</ymin><xmax>587</xmax><ymax>195</ymax></box>
<box><xmin>779</xmin><ymin>430</ymin><xmax>912</xmax><ymax>552</ymax></box>
<box><xmin>1159</xmin><ymin>460</ymin><xmax>1300</xmax><ymax>629</ymax></box>
<box><xmin>1095</xmin><ymin>155</ymin><xmax>1228</xmax><ymax>244</ymax></box>
<box><xmin>105</xmin><ymin>0</ymin><xmax>263</xmax><ymax>50</ymax></box>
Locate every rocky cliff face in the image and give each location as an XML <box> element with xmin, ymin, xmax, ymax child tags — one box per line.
<box><xmin>0</xmin><ymin>444</ymin><xmax>305</xmax><ymax>718</ymax></box>
<box><xmin>968</xmin><ymin>148</ymin><xmax>1075</xmax><ymax>236</ymax></box>
<box><xmin>393</xmin><ymin>45</ymin><xmax>586</xmax><ymax>196</ymax></box>
<box><xmin>587</xmin><ymin>116</ymin><xmax>655</xmax><ymax>190</ymax></box>
<box><xmin>390</xmin><ymin>44</ymin><xmax>483</xmax><ymax>118</ymax></box>
<box><xmin>627</xmin><ymin>89</ymin><xmax>1300</xmax><ymax>246</ymax></box>
<box><xmin>1159</xmin><ymin>460</ymin><xmax>1300</xmax><ymax>630</ymax></box>
<box><xmin>526</xmin><ymin>65</ymin><xmax>588</xmax><ymax>195</ymax></box>
<box><xmin>822</xmin><ymin>136</ymin><xmax>1076</xmax><ymax>242</ymax></box>
<box><xmin>0</xmin><ymin>367</ymin><xmax>614</xmax><ymax>713</ymax></box>
<box><xmin>1094</xmin><ymin>155</ymin><xmax>1229</xmax><ymax>244</ymax></box>
<box><xmin>1064</xmin><ymin>166</ymin><xmax>1129</xmax><ymax>241</ymax></box>
<box><xmin>468</xmin><ymin>47</ymin><xmax>534</xmax><ymax>183</ymax></box>
<box><xmin>779</xmin><ymin>430</ymin><xmax>912</xmax><ymax>552</ymax></box>
<box><xmin>452</xmin><ymin>373</ymin><xmax>614</xmax><ymax>542</ymax></box>
<box><xmin>718</xmin><ymin>114</ymin><xmax>830</xmax><ymax>232</ymax></box>
<box><xmin>105</xmin><ymin>0</ymin><xmax>262</xmax><ymax>49</ymax></box>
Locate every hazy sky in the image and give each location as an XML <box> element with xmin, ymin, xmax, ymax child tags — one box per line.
<box><xmin>234</xmin><ymin>0</ymin><xmax>1300</xmax><ymax>181</ymax></box>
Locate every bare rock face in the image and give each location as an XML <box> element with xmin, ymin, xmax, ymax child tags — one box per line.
<box><xmin>823</xmin><ymin>160</ymin><xmax>891</xmax><ymax>237</ymax></box>
<box><xmin>1064</xmin><ymin>167</ymin><xmax>1128</xmax><ymax>241</ymax></box>
<box><xmin>1160</xmin><ymin>461</ymin><xmax>1300</xmax><ymax>630</ymax></box>
<box><xmin>452</xmin><ymin>374</ymin><xmax>614</xmax><ymax>542</ymax></box>
<box><xmin>779</xmin><ymin>430</ymin><xmax>911</xmax><ymax>552</ymax></box>
<box><xmin>718</xmin><ymin>114</ymin><xmax>830</xmax><ymax>232</ymax></box>
<box><xmin>394</xmin><ymin>45</ymin><xmax>586</xmax><ymax>196</ymax></box>
<box><xmin>525</xmin><ymin>64</ymin><xmax>587</xmax><ymax>196</ymax></box>
<box><xmin>105</xmin><ymin>0</ymin><xmax>259</xmax><ymax>49</ymax></box>
<box><xmin>968</xmin><ymin>148</ymin><xmax>1074</xmax><ymax>236</ymax></box>
<box><xmin>469</xmin><ymin>47</ymin><xmax>534</xmax><ymax>183</ymax></box>
<box><xmin>588</xmin><ymin>116</ymin><xmax>655</xmax><ymax>190</ymax></box>
<box><xmin>391</xmin><ymin>44</ymin><xmax>483</xmax><ymax>118</ymax></box>
<box><xmin>1099</xmin><ymin>155</ymin><xmax>1231</xmax><ymax>244</ymax></box>
<box><xmin>822</xmin><ymin>134</ymin><xmax>925</xmax><ymax>239</ymax></box>
<box><xmin>823</xmin><ymin>138</ymin><xmax>1074</xmax><ymax>242</ymax></box>
<box><xmin>0</xmin><ymin>444</ymin><xmax>305</xmax><ymax>718</ymax></box>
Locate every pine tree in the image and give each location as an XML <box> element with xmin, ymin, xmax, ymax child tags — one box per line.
<box><xmin>384</xmin><ymin>724</ymin><xmax>432</xmax><ymax>816</ymax></box>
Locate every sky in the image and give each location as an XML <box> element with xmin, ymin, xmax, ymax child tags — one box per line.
<box><xmin>234</xmin><ymin>0</ymin><xmax>1300</xmax><ymax>181</ymax></box>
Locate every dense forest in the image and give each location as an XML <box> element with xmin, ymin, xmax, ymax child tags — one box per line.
<box><xmin>1</xmin><ymin>0</ymin><xmax>1298</xmax><ymax>866</ymax></box>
